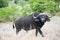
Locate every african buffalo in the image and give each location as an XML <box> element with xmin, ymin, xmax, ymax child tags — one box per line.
<box><xmin>13</xmin><ymin>12</ymin><xmax>50</xmax><ymax>37</ymax></box>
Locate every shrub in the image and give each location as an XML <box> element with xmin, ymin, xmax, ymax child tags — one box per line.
<box><xmin>0</xmin><ymin>4</ymin><xmax>18</xmax><ymax>22</ymax></box>
<box><xmin>28</xmin><ymin>0</ymin><xmax>57</xmax><ymax>12</ymax></box>
<box><xmin>0</xmin><ymin>0</ymin><xmax>9</xmax><ymax>8</ymax></box>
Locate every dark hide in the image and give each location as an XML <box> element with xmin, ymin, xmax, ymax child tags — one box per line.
<box><xmin>13</xmin><ymin>12</ymin><xmax>50</xmax><ymax>37</ymax></box>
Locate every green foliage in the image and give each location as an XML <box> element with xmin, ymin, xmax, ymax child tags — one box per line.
<box><xmin>53</xmin><ymin>0</ymin><xmax>60</xmax><ymax>3</ymax></box>
<box><xmin>0</xmin><ymin>4</ymin><xmax>18</xmax><ymax>22</ymax></box>
<box><xmin>18</xmin><ymin>0</ymin><xmax>32</xmax><ymax>15</ymax></box>
<box><xmin>0</xmin><ymin>0</ymin><xmax>9</xmax><ymax>8</ymax></box>
<box><xmin>18</xmin><ymin>0</ymin><xmax>28</xmax><ymax>7</ymax></box>
<box><xmin>20</xmin><ymin>4</ymin><xmax>32</xmax><ymax>15</ymax></box>
<box><xmin>0</xmin><ymin>0</ymin><xmax>60</xmax><ymax>22</ymax></box>
<box><xmin>28</xmin><ymin>0</ymin><xmax>60</xmax><ymax>13</ymax></box>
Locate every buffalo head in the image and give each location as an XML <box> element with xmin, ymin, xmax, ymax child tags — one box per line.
<box><xmin>33</xmin><ymin>13</ymin><xmax>50</xmax><ymax>22</ymax></box>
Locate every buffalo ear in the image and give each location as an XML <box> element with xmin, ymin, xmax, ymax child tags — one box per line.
<box><xmin>35</xmin><ymin>19</ymin><xmax>39</xmax><ymax>21</ymax></box>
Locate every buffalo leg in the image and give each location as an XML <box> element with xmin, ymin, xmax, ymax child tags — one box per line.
<box><xmin>36</xmin><ymin>28</ymin><xmax>39</xmax><ymax>36</ymax></box>
<box><xmin>16</xmin><ymin>29</ymin><xmax>19</xmax><ymax>34</ymax></box>
<box><xmin>16</xmin><ymin>28</ymin><xmax>21</xmax><ymax>34</ymax></box>
<box><xmin>38</xmin><ymin>28</ymin><xmax>44</xmax><ymax>37</ymax></box>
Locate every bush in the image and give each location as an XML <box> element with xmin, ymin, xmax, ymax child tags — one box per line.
<box><xmin>28</xmin><ymin>0</ymin><xmax>57</xmax><ymax>12</ymax></box>
<box><xmin>17</xmin><ymin>0</ymin><xmax>32</xmax><ymax>15</ymax></box>
<box><xmin>0</xmin><ymin>0</ymin><xmax>9</xmax><ymax>8</ymax></box>
<box><xmin>0</xmin><ymin>4</ymin><xmax>18</xmax><ymax>22</ymax></box>
<box><xmin>20</xmin><ymin>4</ymin><xmax>32</xmax><ymax>15</ymax></box>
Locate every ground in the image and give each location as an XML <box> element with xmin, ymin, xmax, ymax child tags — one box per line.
<box><xmin>0</xmin><ymin>16</ymin><xmax>60</xmax><ymax>40</ymax></box>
